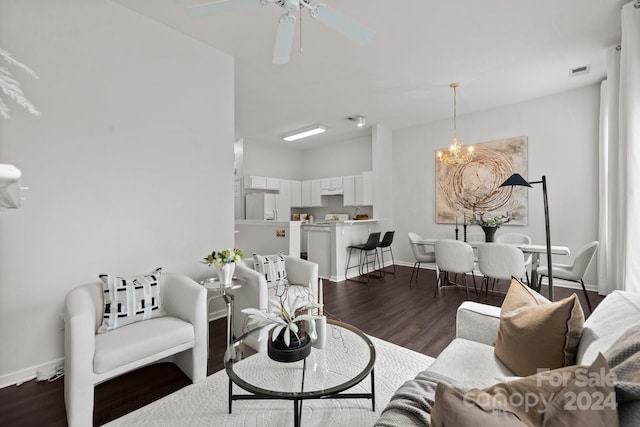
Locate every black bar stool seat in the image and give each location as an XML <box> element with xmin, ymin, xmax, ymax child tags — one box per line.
<box><xmin>345</xmin><ymin>232</ymin><xmax>382</xmax><ymax>283</ymax></box>
<box><xmin>377</xmin><ymin>231</ymin><xmax>396</xmax><ymax>277</ymax></box>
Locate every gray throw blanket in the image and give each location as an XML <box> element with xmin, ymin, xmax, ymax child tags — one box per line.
<box><xmin>605</xmin><ymin>325</ymin><xmax>640</xmax><ymax>403</ymax></box>
<box><xmin>374</xmin><ymin>371</ymin><xmax>455</xmax><ymax>427</ymax></box>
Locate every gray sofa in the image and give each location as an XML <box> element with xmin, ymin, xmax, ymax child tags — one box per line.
<box><xmin>377</xmin><ymin>290</ymin><xmax>640</xmax><ymax>426</ymax></box>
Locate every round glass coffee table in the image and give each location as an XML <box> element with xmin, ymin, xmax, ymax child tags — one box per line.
<box><xmin>224</xmin><ymin>319</ymin><xmax>376</xmax><ymax>427</ymax></box>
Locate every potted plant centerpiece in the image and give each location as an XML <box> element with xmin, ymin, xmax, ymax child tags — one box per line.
<box><xmin>468</xmin><ymin>212</ymin><xmax>511</xmax><ymax>242</ymax></box>
<box><xmin>242</xmin><ymin>282</ymin><xmax>322</xmax><ymax>362</ymax></box>
<box><xmin>201</xmin><ymin>248</ymin><xmax>243</xmax><ymax>286</ymax></box>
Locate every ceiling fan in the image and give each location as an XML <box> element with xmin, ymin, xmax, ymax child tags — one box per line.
<box><xmin>187</xmin><ymin>0</ymin><xmax>375</xmax><ymax>64</ymax></box>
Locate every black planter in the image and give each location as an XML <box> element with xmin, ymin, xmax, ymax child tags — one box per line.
<box><xmin>268</xmin><ymin>329</ymin><xmax>312</xmax><ymax>363</ymax></box>
<box><xmin>482</xmin><ymin>226</ymin><xmax>498</xmax><ymax>242</ymax></box>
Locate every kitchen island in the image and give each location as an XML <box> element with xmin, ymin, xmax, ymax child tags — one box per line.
<box><xmin>303</xmin><ymin>219</ymin><xmax>383</xmax><ymax>281</ymax></box>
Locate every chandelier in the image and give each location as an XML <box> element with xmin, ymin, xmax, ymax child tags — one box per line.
<box><xmin>438</xmin><ymin>82</ymin><xmax>473</xmax><ymax>166</ymax></box>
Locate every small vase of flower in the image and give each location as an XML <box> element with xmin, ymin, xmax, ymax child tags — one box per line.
<box><xmin>202</xmin><ymin>248</ymin><xmax>243</xmax><ymax>286</ymax></box>
<box><xmin>468</xmin><ymin>213</ymin><xmax>511</xmax><ymax>242</ymax></box>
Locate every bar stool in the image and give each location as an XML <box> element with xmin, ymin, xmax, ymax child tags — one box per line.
<box><xmin>377</xmin><ymin>231</ymin><xmax>396</xmax><ymax>277</ymax></box>
<box><xmin>345</xmin><ymin>232</ymin><xmax>382</xmax><ymax>283</ymax></box>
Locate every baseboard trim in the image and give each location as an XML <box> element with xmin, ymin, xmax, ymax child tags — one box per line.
<box><xmin>0</xmin><ymin>357</ymin><xmax>64</xmax><ymax>390</ymax></box>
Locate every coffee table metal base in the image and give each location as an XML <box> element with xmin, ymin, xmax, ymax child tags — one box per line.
<box><xmin>228</xmin><ymin>362</ymin><xmax>376</xmax><ymax>427</ymax></box>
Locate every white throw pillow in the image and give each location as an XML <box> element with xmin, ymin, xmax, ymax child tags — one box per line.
<box><xmin>98</xmin><ymin>267</ymin><xmax>165</xmax><ymax>333</ymax></box>
<box><xmin>253</xmin><ymin>253</ymin><xmax>287</xmax><ymax>287</ymax></box>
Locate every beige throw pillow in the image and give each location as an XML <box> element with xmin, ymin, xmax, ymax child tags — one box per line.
<box><xmin>494</xmin><ymin>278</ymin><xmax>584</xmax><ymax>376</ymax></box>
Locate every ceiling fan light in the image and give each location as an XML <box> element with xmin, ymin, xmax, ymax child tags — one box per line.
<box><xmin>283</xmin><ymin>125</ymin><xmax>327</xmax><ymax>141</ymax></box>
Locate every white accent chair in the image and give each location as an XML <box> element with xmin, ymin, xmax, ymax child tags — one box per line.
<box><xmin>477</xmin><ymin>243</ymin><xmax>526</xmax><ymax>296</ymax></box>
<box><xmin>231</xmin><ymin>255</ymin><xmax>319</xmax><ymax>352</ymax></box>
<box><xmin>495</xmin><ymin>232</ymin><xmax>533</xmax><ymax>285</ymax></box>
<box><xmin>407</xmin><ymin>232</ymin><xmax>437</xmax><ymax>286</ymax></box>
<box><xmin>434</xmin><ymin>239</ymin><xmax>477</xmax><ymax>298</ymax></box>
<box><xmin>64</xmin><ymin>272</ymin><xmax>207</xmax><ymax>427</ymax></box>
<box><xmin>537</xmin><ymin>241</ymin><xmax>599</xmax><ymax>312</ymax></box>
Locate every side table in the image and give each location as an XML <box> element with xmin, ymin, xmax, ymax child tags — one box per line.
<box><xmin>200</xmin><ymin>277</ymin><xmax>247</xmax><ymax>351</ymax></box>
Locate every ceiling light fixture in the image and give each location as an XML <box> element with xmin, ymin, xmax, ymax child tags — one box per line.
<box><xmin>347</xmin><ymin>114</ymin><xmax>366</xmax><ymax>127</ymax></box>
<box><xmin>437</xmin><ymin>82</ymin><xmax>473</xmax><ymax>166</ymax></box>
<box><xmin>283</xmin><ymin>124</ymin><xmax>326</xmax><ymax>141</ymax></box>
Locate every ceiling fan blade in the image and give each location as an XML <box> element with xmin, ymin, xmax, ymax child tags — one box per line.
<box><xmin>310</xmin><ymin>3</ymin><xmax>375</xmax><ymax>45</ymax></box>
<box><xmin>273</xmin><ymin>14</ymin><xmax>296</xmax><ymax>65</ymax></box>
<box><xmin>187</xmin><ymin>0</ymin><xmax>264</xmax><ymax>17</ymax></box>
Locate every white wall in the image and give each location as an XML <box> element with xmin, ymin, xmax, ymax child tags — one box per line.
<box><xmin>243</xmin><ymin>135</ymin><xmax>372</xmax><ymax>182</ymax></box>
<box><xmin>243</xmin><ymin>139</ymin><xmax>303</xmax><ymax>180</ymax></box>
<box><xmin>372</xmin><ymin>124</ymin><xmax>393</xmax><ymax>226</ymax></box>
<box><xmin>0</xmin><ymin>0</ymin><xmax>235</xmax><ymax>385</ymax></box>
<box><xmin>392</xmin><ymin>85</ymin><xmax>601</xmax><ymax>286</ymax></box>
<box><xmin>301</xmin><ymin>135</ymin><xmax>372</xmax><ymax>180</ymax></box>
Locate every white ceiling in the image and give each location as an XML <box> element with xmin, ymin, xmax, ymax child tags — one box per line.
<box><xmin>112</xmin><ymin>0</ymin><xmax>625</xmax><ymax>149</ymax></box>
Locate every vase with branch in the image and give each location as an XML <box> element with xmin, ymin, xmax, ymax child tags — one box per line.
<box><xmin>242</xmin><ymin>281</ymin><xmax>323</xmax><ymax>362</ymax></box>
<box><xmin>468</xmin><ymin>212</ymin><xmax>511</xmax><ymax>242</ymax></box>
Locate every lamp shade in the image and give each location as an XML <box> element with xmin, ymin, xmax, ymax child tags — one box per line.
<box><xmin>500</xmin><ymin>173</ymin><xmax>532</xmax><ymax>188</ymax></box>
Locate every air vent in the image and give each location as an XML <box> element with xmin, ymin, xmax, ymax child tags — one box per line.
<box><xmin>569</xmin><ymin>65</ymin><xmax>590</xmax><ymax>78</ymax></box>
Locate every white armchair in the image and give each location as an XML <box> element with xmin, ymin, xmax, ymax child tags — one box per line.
<box><xmin>64</xmin><ymin>272</ymin><xmax>207</xmax><ymax>427</ymax></box>
<box><xmin>230</xmin><ymin>255</ymin><xmax>319</xmax><ymax>352</ymax></box>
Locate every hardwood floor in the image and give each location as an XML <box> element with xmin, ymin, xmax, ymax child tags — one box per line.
<box><xmin>0</xmin><ymin>266</ymin><xmax>603</xmax><ymax>426</ymax></box>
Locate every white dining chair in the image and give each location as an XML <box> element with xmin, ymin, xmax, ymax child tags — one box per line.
<box><xmin>434</xmin><ymin>239</ymin><xmax>477</xmax><ymax>298</ymax></box>
<box><xmin>537</xmin><ymin>241</ymin><xmax>598</xmax><ymax>312</ymax></box>
<box><xmin>495</xmin><ymin>232</ymin><xmax>533</xmax><ymax>285</ymax></box>
<box><xmin>408</xmin><ymin>232</ymin><xmax>437</xmax><ymax>286</ymax></box>
<box><xmin>477</xmin><ymin>243</ymin><xmax>526</xmax><ymax>296</ymax></box>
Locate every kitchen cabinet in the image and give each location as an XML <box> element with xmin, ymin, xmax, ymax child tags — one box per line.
<box><xmin>310</xmin><ymin>180</ymin><xmax>326</xmax><ymax>206</ymax></box>
<box><xmin>275</xmin><ymin>179</ymin><xmax>292</xmax><ymax>220</ymax></box>
<box><xmin>290</xmin><ymin>180</ymin><xmax>302</xmax><ymax>207</ymax></box>
<box><xmin>320</xmin><ymin>177</ymin><xmax>343</xmax><ymax>195</ymax></box>
<box><xmin>343</xmin><ymin>175</ymin><xmax>356</xmax><ymax>206</ymax></box>
<box><xmin>299</xmin><ymin>180</ymin><xmax>326</xmax><ymax>207</ymax></box>
<box><xmin>244</xmin><ymin>175</ymin><xmax>280</xmax><ymax>191</ymax></box>
<box><xmin>301</xmin><ymin>180</ymin><xmax>311</xmax><ymax>207</ymax></box>
<box><xmin>361</xmin><ymin>171</ymin><xmax>373</xmax><ymax>206</ymax></box>
<box><xmin>245</xmin><ymin>175</ymin><xmax>267</xmax><ymax>190</ymax></box>
<box><xmin>354</xmin><ymin>172</ymin><xmax>373</xmax><ymax>206</ymax></box>
<box><xmin>266</xmin><ymin>177</ymin><xmax>280</xmax><ymax>190</ymax></box>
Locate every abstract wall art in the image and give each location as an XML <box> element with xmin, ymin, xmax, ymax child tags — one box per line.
<box><xmin>435</xmin><ymin>136</ymin><xmax>528</xmax><ymax>225</ymax></box>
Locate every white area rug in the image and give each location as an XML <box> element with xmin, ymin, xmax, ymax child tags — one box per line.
<box><xmin>105</xmin><ymin>336</ymin><xmax>434</xmax><ymax>426</ymax></box>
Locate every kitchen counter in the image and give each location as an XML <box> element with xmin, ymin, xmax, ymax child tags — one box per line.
<box><xmin>302</xmin><ymin>219</ymin><xmax>383</xmax><ymax>281</ymax></box>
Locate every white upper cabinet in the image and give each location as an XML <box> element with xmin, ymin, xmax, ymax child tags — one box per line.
<box><xmin>310</xmin><ymin>180</ymin><xmax>326</xmax><ymax>206</ymax></box>
<box><xmin>343</xmin><ymin>175</ymin><xmax>356</xmax><ymax>206</ymax></box>
<box><xmin>244</xmin><ymin>175</ymin><xmax>281</xmax><ymax>191</ymax></box>
<box><xmin>275</xmin><ymin>179</ymin><xmax>291</xmax><ymax>220</ymax></box>
<box><xmin>361</xmin><ymin>171</ymin><xmax>373</xmax><ymax>206</ymax></box>
<box><xmin>301</xmin><ymin>180</ymin><xmax>312</xmax><ymax>207</ymax></box>
<box><xmin>320</xmin><ymin>177</ymin><xmax>343</xmax><ymax>195</ymax></box>
<box><xmin>290</xmin><ymin>180</ymin><xmax>302</xmax><ymax>207</ymax></box>
<box><xmin>266</xmin><ymin>177</ymin><xmax>280</xmax><ymax>190</ymax></box>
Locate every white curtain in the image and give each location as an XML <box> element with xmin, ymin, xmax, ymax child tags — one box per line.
<box><xmin>598</xmin><ymin>2</ymin><xmax>640</xmax><ymax>294</ymax></box>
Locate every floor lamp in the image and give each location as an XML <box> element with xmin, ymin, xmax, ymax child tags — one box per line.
<box><xmin>500</xmin><ymin>174</ymin><xmax>554</xmax><ymax>301</ymax></box>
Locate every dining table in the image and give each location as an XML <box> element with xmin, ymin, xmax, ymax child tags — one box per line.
<box><xmin>417</xmin><ymin>238</ymin><xmax>571</xmax><ymax>300</ymax></box>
